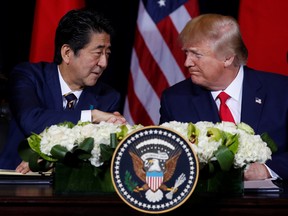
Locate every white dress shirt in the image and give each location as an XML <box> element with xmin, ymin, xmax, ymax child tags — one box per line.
<box><xmin>58</xmin><ymin>67</ymin><xmax>91</xmax><ymax>122</ymax></box>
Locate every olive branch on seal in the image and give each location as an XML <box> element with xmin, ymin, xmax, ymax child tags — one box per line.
<box><xmin>124</xmin><ymin>170</ymin><xmax>139</xmax><ymax>192</ymax></box>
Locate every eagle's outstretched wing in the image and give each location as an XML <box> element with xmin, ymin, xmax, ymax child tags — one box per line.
<box><xmin>129</xmin><ymin>151</ymin><xmax>146</xmax><ymax>182</ymax></box>
<box><xmin>163</xmin><ymin>150</ymin><xmax>182</xmax><ymax>182</ymax></box>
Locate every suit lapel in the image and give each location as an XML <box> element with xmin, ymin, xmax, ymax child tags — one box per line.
<box><xmin>192</xmin><ymin>86</ymin><xmax>220</xmax><ymax>123</ymax></box>
<box><xmin>77</xmin><ymin>87</ymin><xmax>98</xmax><ymax>110</ymax></box>
<box><xmin>45</xmin><ymin>63</ymin><xmax>63</xmax><ymax>110</ymax></box>
<box><xmin>241</xmin><ymin>68</ymin><xmax>265</xmax><ymax>131</ymax></box>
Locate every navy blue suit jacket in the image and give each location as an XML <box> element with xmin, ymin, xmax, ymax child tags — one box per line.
<box><xmin>0</xmin><ymin>62</ymin><xmax>122</xmax><ymax>169</ymax></box>
<box><xmin>160</xmin><ymin>66</ymin><xmax>288</xmax><ymax>180</ymax></box>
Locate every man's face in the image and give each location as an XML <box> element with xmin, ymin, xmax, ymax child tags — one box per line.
<box><xmin>68</xmin><ymin>32</ymin><xmax>111</xmax><ymax>88</ymax></box>
<box><xmin>182</xmin><ymin>41</ymin><xmax>229</xmax><ymax>90</ymax></box>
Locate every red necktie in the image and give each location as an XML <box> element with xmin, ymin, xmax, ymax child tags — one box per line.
<box><xmin>217</xmin><ymin>92</ymin><xmax>235</xmax><ymax>123</ymax></box>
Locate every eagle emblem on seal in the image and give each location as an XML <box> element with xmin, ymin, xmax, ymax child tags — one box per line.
<box><xmin>128</xmin><ymin>140</ymin><xmax>186</xmax><ymax>203</ymax></box>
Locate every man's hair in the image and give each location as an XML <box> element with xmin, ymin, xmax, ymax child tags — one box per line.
<box><xmin>179</xmin><ymin>14</ymin><xmax>248</xmax><ymax>66</ymax></box>
<box><xmin>54</xmin><ymin>8</ymin><xmax>114</xmax><ymax>64</ymax></box>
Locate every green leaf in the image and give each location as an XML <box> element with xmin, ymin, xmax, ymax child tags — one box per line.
<box><xmin>92</xmin><ymin>166</ymin><xmax>102</xmax><ymax>176</ymax></box>
<box><xmin>110</xmin><ymin>133</ymin><xmax>117</xmax><ymax>148</ymax></box>
<box><xmin>27</xmin><ymin>133</ymin><xmax>42</xmax><ymax>153</ymax></box>
<box><xmin>50</xmin><ymin>144</ymin><xmax>69</xmax><ymax>160</ymax></box>
<box><xmin>223</xmin><ymin>133</ymin><xmax>239</xmax><ymax>154</ymax></box>
<box><xmin>67</xmin><ymin>137</ymin><xmax>94</xmax><ymax>161</ymax></box>
<box><xmin>261</xmin><ymin>132</ymin><xmax>278</xmax><ymax>153</ymax></box>
<box><xmin>73</xmin><ymin>149</ymin><xmax>92</xmax><ymax>160</ymax></box>
<box><xmin>76</xmin><ymin>121</ymin><xmax>91</xmax><ymax>126</ymax></box>
<box><xmin>78</xmin><ymin>137</ymin><xmax>94</xmax><ymax>152</ymax></box>
<box><xmin>27</xmin><ymin>133</ymin><xmax>57</xmax><ymax>162</ymax></box>
<box><xmin>124</xmin><ymin>170</ymin><xmax>139</xmax><ymax>192</ymax></box>
<box><xmin>58</xmin><ymin>121</ymin><xmax>75</xmax><ymax>128</ymax></box>
<box><xmin>28</xmin><ymin>153</ymin><xmax>53</xmax><ymax>172</ymax></box>
<box><xmin>215</xmin><ymin>145</ymin><xmax>234</xmax><ymax>171</ymax></box>
<box><xmin>208</xmin><ymin>161</ymin><xmax>215</xmax><ymax>174</ymax></box>
<box><xmin>100</xmin><ymin>144</ymin><xmax>114</xmax><ymax>162</ymax></box>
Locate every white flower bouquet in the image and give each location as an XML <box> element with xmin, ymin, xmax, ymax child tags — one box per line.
<box><xmin>18</xmin><ymin>121</ymin><xmax>144</xmax><ymax>193</ymax></box>
<box><xmin>160</xmin><ymin>121</ymin><xmax>276</xmax><ymax>173</ymax></box>
<box><xmin>18</xmin><ymin>120</ymin><xmax>276</xmax><ymax>194</ymax></box>
<box><xmin>19</xmin><ymin>121</ymin><xmax>143</xmax><ymax>172</ymax></box>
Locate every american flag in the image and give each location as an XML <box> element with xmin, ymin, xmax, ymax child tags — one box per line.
<box><xmin>123</xmin><ymin>0</ymin><xmax>199</xmax><ymax>126</ymax></box>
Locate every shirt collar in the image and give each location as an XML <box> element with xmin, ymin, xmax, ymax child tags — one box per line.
<box><xmin>211</xmin><ymin>66</ymin><xmax>244</xmax><ymax>101</ymax></box>
<box><xmin>58</xmin><ymin>66</ymin><xmax>82</xmax><ymax>99</ymax></box>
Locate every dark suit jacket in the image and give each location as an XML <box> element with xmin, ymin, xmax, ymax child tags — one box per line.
<box><xmin>0</xmin><ymin>62</ymin><xmax>122</xmax><ymax>169</ymax></box>
<box><xmin>160</xmin><ymin>66</ymin><xmax>288</xmax><ymax>180</ymax></box>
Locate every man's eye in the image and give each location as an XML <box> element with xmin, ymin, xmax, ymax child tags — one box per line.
<box><xmin>186</xmin><ymin>51</ymin><xmax>203</xmax><ymax>58</ymax></box>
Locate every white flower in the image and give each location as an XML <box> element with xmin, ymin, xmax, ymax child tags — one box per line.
<box><xmin>36</xmin><ymin>121</ymin><xmax>143</xmax><ymax>168</ymax></box>
<box><xmin>160</xmin><ymin>121</ymin><xmax>272</xmax><ymax>169</ymax></box>
<box><xmin>193</xmin><ymin>121</ymin><xmax>222</xmax><ymax>164</ymax></box>
<box><xmin>234</xmin><ymin>129</ymin><xmax>272</xmax><ymax>168</ymax></box>
<box><xmin>87</xmin><ymin>122</ymin><xmax>121</xmax><ymax>167</ymax></box>
<box><xmin>40</xmin><ymin>125</ymin><xmax>77</xmax><ymax>155</ymax></box>
<box><xmin>33</xmin><ymin>120</ymin><xmax>272</xmax><ymax>171</ymax></box>
<box><xmin>160</xmin><ymin>121</ymin><xmax>189</xmax><ymax>137</ymax></box>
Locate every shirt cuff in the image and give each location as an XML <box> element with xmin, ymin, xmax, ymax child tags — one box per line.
<box><xmin>265</xmin><ymin>164</ymin><xmax>281</xmax><ymax>180</ymax></box>
<box><xmin>81</xmin><ymin>110</ymin><xmax>92</xmax><ymax>122</ymax></box>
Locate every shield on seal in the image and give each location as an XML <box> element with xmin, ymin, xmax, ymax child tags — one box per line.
<box><xmin>146</xmin><ymin>171</ymin><xmax>163</xmax><ymax>191</ymax></box>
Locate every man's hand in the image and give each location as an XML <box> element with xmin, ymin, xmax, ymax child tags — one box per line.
<box><xmin>16</xmin><ymin>161</ymin><xmax>31</xmax><ymax>174</ymax></box>
<box><xmin>91</xmin><ymin>110</ymin><xmax>126</xmax><ymax>124</ymax></box>
<box><xmin>244</xmin><ymin>162</ymin><xmax>271</xmax><ymax>180</ymax></box>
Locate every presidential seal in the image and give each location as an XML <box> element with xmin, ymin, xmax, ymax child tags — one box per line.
<box><xmin>111</xmin><ymin>126</ymin><xmax>199</xmax><ymax>214</ymax></box>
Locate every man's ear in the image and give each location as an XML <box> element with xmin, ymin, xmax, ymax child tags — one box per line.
<box><xmin>61</xmin><ymin>44</ymin><xmax>72</xmax><ymax>64</ymax></box>
<box><xmin>224</xmin><ymin>55</ymin><xmax>235</xmax><ymax>67</ymax></box>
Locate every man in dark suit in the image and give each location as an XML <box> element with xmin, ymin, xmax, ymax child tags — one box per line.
<box><xmin>159</xmin><ymin>14</ymin><xmax>288</xmax><ymax>180</ymax></box>
<box><xmin>0</xmin><ymin>8</ymin><xmax>126</xmax><ymax>172</ymax></box>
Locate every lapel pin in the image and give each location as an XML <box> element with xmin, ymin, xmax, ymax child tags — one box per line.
<box><xmin>255</xmin><ymin>97</ymin><xmax>262</xmax><ymax>104</ymax></box>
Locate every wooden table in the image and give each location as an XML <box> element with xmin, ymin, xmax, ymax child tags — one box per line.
<box><xmin>0</xmin><ymin>181</ymin><xmax>287</xmax><ymax>216</ymax></box>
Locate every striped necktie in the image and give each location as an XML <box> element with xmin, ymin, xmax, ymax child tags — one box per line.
<box><xmin>64</xmin><ymin>93</ymin><xmax>77</xmax><ymax>110</ymax></box>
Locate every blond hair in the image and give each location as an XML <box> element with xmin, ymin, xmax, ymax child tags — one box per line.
<box><xmin>179</xmin><ymin>14</ymin><xmax>248</xmax><ymax>66</ymax></box>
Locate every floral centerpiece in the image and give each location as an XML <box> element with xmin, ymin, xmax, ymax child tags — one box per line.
<box><xmin>160</xmin><ymin>121</ymin><xmax>277</xmax><ymax>194</ymax></box>
<box><xmin>19</xmin><ymin>120</ymin><xmax>276</xmax><ymax>195</ymax></box>
<box><xmin>18</xmin><ymin>121</ymin><xmax>143</xmax><ymax>193</ymax></box>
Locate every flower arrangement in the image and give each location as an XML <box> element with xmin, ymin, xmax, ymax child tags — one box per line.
<box><xmin>160</xmin><ymin>121</ymin><xmax>277</xmax><ymax>173</ymax></box>
<box><xmin>19</xmin><ymin>121</ymin><xmax>143</xmax><ymax>172</ymax></box>
<box><xmin>160</xmin><ymin>121</ymin><xmax>277</xmax><ymax>194</ymax></box>
<box><xmin>19</xmin><ymin>120</ymin><xmax>276</xmax><ymax>194</ymax></box>
<box><xmin>18</xmin><ymin>121</ymin><xmax>143</xmax><ymax>193</ymax></box>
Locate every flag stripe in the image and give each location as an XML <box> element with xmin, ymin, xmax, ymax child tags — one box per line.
<box><xmin>124</xmin><ymin>0</ymin><xmax>199</xmax><ymax>126</ymax></box>
<box><xmin>129</xmin><ymin>48</ymin><xmax>160</xmax><ymax>124</ymax></box>
<box><xmin>137</xmin><ymin>1</ymin><xmax>185</xmax><ymax>86</ymax></box>
<box><xmin>126</xmin><ymin>68</ymin><xmax>154</xmax><ymax>125</ymax></box>
<box><xmin>134</xmin><ymin>26</ymin><xmax>170</xmax><ymax>98</ymax></box>
<box><xmin>157</xmin><ymin>16</ymin><xmax>186</xmax><ymax>76</ymax></box>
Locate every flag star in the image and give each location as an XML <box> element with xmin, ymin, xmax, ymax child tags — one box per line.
<box><xmin>158</xmin><ymin>0</ymin><xmax>166</xmax><ymax>7</ymax></box>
